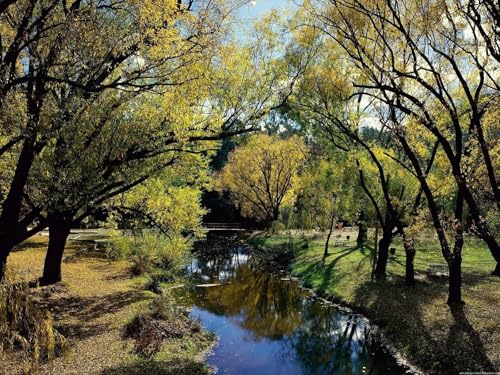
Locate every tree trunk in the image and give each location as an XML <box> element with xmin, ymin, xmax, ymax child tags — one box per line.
<box><xmin>323</xmin><ymin>212</ymin><xmax>336</xmax><ymax>259</ymax></box>
<box><xmin>40</xmin><ymin>213</ymin><xmax>71</xmax><ymax>286</ymax></box>
<box><xmin>456</xmin><ymin>178</ymin><xmax>500</xmax><ymax>275</ymax></box>
<box><xmin>472</xmin><ymin>116</ymin><xmax>499</xmax><ymax>210</ymax></box>
<box><xmin>374</xmin><ymin>229</ymin><xmax>392</xmax><ymax>278</ymax></box>
<box><xmin>0</xmin><ymin>237</ymin><xmax>21</xmax><ymax>281</ymax></box>
<box><xmin>0</xmin><ymin>119</ymin><xmax>40</xmax><ymax>282</ymax></box>
<box><xmin>0</xmin><ymin>125</ymin><xmax>38</xmax><ymax>233</ymax></box>
<box><xmin>0</xmin><ymin>251</ymin><xmax>7</xmax><ymax>282</ymax></box>
<box><xmin>0</xmin><ymin>219</ymin><xmax>48</xmax><ymax>282</ymax></box>
<box><xmin>402</xmin><ymin>233</ymin><xmax>416</xmax><ymax>286</ymax></box>
<box><xmin>476</xmin><ymin>225</ymin><xmax>500</xmax><ymax>276</ymax></box>
<box><xmin>447</xmin><ymin>255</ymin><xmax>463</xmax><ymax>305</ymax></box>
<box><xmin>448</xmin><ymin>190</ymin><xmax>465</xmax><ymax>305</ymax></box>
<box><xmin>493</xmin><ymin>262</ymin><xmax>500</xmax><ymax>277</ymax></box>
<box><xmin>356</xmin><ymin>210</ymin><xmax>367</xmax><ymax>247</ymax></box>
<box><xmin>371</xmin><ymin>226</ymin><xmax>379</xmax><ymax>280</ymax></box>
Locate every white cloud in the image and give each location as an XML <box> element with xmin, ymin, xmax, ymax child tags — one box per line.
<box><xmin>250</xmin><ymin>0</ymin><xmax>257</xmax><ymax>6</ymax></box>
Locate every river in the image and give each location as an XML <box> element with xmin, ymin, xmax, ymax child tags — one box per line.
<box><xmin>171</xmin><ymin>234</ymin><xmax>407</xmax><ymax>375</ymax></box>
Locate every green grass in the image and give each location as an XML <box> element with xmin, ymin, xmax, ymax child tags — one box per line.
<box><xmin>248</xmin><ymin>231</ymin><xmax>500</xmax><ymax>375</ymax></box>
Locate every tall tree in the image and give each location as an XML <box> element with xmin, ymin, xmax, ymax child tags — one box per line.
<box><xmin>299</xmin><ymin>0</ymin><xmax>500</xmax><ymax>302</ymax></box>
<box><xmin>288</xmin><ymin>56</ymin><xmax>426</xmax><ymax>281</ymax></box>
<box><xmin>0</xmin><ymin>0</ymin><xmax>232</xmax><ymax>278</ymax></box>
<box><xmin>216</xmin><ymin>133</ymin><xmax>307</xmax><ymax>224</ymax></box>
<box><xmin>298</xmin><ymin>157</ymin><xmax>358</xmax><ymax>258</ymax></box>
<box><xmin>301</xmin><ymin>0</ymin><xmax>499</xmax><ymax>279</ymax></box>
<box><xmin>23</xmin><ymin>36</ymin><xmax>295</xmax><ymax>284</ymax></box>
<box><xmin>1</xmin><ymin>0</ymin><xmax>307</xmax><ymax>281</ymax></box>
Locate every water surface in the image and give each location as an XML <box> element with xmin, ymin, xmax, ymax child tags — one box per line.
<box><xmin>173</xmin><ymin>235</ymin><xmax>406</xmax><ymax>375</ymax></box>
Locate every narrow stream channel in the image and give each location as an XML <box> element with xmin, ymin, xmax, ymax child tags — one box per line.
<box><xmin>172</xmin><ymin>235</ymin><xmax>408</xmax><ymax>375</ymax></box>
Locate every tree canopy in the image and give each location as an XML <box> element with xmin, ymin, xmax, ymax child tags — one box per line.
<box><xmin>216</xmin><ymin>133</ymin><xmax>307</xmax><ymax>223</ymax></box>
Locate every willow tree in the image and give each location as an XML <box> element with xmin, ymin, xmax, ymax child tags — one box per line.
<box><xmin>0</xmin><ymin>0</ymin><xmax>236</xmax><ymax>278</ymax></box>
<box><xmin>3</xmin><ymin>4</ymin><xmax>309</xmax><ymax>284</ymax></box>
<box><xmin>462</xmin><ymin>0</ymin><xmax>500</xmax><ymax>63</ymax></box>
<box><xmin>2</xmin><ymin>0</ymin><xmax>308</xmax><ymax>282</ymax></box>
<box><xmin>30</xmin><ymin>33</ymin><xmax>300</xmax><ymax>285</ymax></box>
<box><xmin>300</xmin><ymin>0</ymin><xmax>500</xmax><ymax>302</ymax></box>
<box><xmin>285</xmin><ymin>47</ymin><xmax>428</xmax><ymax>283</ymax></box>
<box><xmin>216</xmin><ymin>133</ymin><xmax>307</xmax><ymax>225</ymax></box>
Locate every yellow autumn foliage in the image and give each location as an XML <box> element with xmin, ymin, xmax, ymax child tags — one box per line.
<box><xmin>216</xmin><ymin>133</ymin><xmax>307</xmax><ymax>222</ymax></box>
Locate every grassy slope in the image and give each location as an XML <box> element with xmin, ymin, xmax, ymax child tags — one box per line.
<box><xmin>6</xmin><ymin>235</ymin><xmax>214</xmax><ymax>375</ymax></box>
<box><xmin>248</xmin><ymin>231</ymin><xmax>500</xmax><ymax>375</ymax></box>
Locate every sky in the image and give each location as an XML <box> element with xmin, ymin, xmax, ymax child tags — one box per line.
<box><xmin>239</xmin><ymin>0</ymin><xmax>293</xmax><ymax>18</ymax></box>
<box><xmin>235</xmin><ymin>0</ymin><xmax>297</xmax><ymax>37</ymax></box>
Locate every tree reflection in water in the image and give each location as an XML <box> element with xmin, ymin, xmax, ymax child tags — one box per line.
<box><xmin>174</xmin><ymin>236</ymin><xmax>405</xmax><ymax>374</ymax></box>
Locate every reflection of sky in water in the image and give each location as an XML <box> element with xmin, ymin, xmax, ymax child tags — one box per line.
<box><xmin>194</xmin><ymin>308</ymin><xmax>300</xmax><ymax>375</ymax></box>
<box><xmin>189</xmin><ymin>247</ymin><xmax>250</xmax><ymax>283</ymax></box>
<box><xmin>193</xmin><ymin>310</ymin><xmax>370</xmax><ymax>375</ymax></box>
<box><xmin>178</xmin><ymin>240</ymin><xmax>405</xmax><ymax>374</ymax></box>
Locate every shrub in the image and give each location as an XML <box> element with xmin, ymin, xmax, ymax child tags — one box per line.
<box><xmin>104</xmin><ymin>230</ymin><xmax>134</xmax><ymax>260</ymax></box>
<box><xmin>105</xmin><ymin>231</ymin><xmax>191</xmax><ymax>275</ymax></box>
<box><xmin>131</xmin><ymin>253</ymin><xmax>154</xmax><ymax>276</ymax></box>
<box><xmin>270</xmin><ymin>221</ymin><xmax>285</xmax><ymax>234</ymax></box>
<box><xmin>0</xmin><ymin>279</ymin><xmax>65</xmax><ymax>372</ymax></box>
<box><xmin>156</xmin><ymin>234</ymin><xmax>189</xmax><ymax>271</ymax></box>
<box><xmin>145</xmin><ymin>272</ymin><xmax>175</xmax><ymax>295</ymax></box>
<box><xmin>149</xmin><ymin>291</ymin><xmax>190</xmax><ymax>320</ymax></box>
<box><xmin>124</xmin><ymin>293</ymin><xmax>198</xmax><ymax>357</ymax></box>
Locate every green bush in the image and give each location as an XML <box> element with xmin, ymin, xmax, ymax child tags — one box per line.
<box><xmin>105</xmin><ymin>231</ymin><xmax>191</xmax><ymax>275</ymax></box>
<box><xmin>149</xmin><ymin>291</ymin><xmax>188</xmax><ymax>321</ymax></box>
<box><xmin>156</xmin><ymin>234</ymin><xmax>189</xmax><ymax>271</ymax></box>
<box><xmin>270</xmin><ymin>221</ymin><xmax>285</xmax><ymax>234</ymax></box>
<box><xmin>105</xmin><ymin>230</ymin><xmax>134</xmax><ymax>260</ymax></box>
<box><xmin>131</xmin><ymin>253</ymin><xmax>154</xmax><ymax>276</ymax></box>
<box><xmin>145</xmin><ymin>271</ymin><xmax>175</xmax><ymax>294</ymax></box>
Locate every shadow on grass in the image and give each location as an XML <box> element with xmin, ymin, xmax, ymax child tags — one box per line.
<box><xmin>41</xmin><ymin>290</ymin><xmax>149</xmax><ymax>340</ymax></box>
<box><xmin>62</xmin><ymin>241</ymin><xmax>109</xmax><ymax>262</ymax></box>
<box><xmin>101</xmin><ymin>358</ymin><xmax>210</xmax><ymax>375</ymax></box>
<box><xmin>293</xmin><ymin>246</ymin><xmax>372</xmax><ymax>295</ymax></box>
<box><xmin>49</xmin><ymin>290</ymin><xmax>146</xmax><ymax>320</ymax></box>
<box><xmin>352</xmin><ymin>277</ymin><xmax>496</xmax><ymax>375</ymax></box>
<box><xmin>290</xmin><ymin>239</ymin><xmax>497</xmax><ymax>374</ymax></box>
<box><xmin>11</xmin><ymin>240</ymin><xmax>48</xmax><ymax>252</ymax></box>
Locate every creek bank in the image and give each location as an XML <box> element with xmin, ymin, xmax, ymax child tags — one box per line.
<box><xmin>294</xmin><ymin>280</ymin><xmax>424</xmax><ymax>375</ymax></box>
<box><xmin>5</xmin><ymin>236</ymin><xmax>216</xmax><ymax>375</ymax></box>
<box><xmin>246</xmin><ymin>233</ymin><xmax>500</xmax><ymax>375</ymax></box>
<box><xmin>246</xmin><ymin>237</ymin><xmax>422</xmax><ymax>374</ymax></box>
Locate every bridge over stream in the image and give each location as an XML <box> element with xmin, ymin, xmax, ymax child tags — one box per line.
<box><xmin>203</xmin><ymin>222</ymin><xmax>246</xmax><ymax>231</ymax></box>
